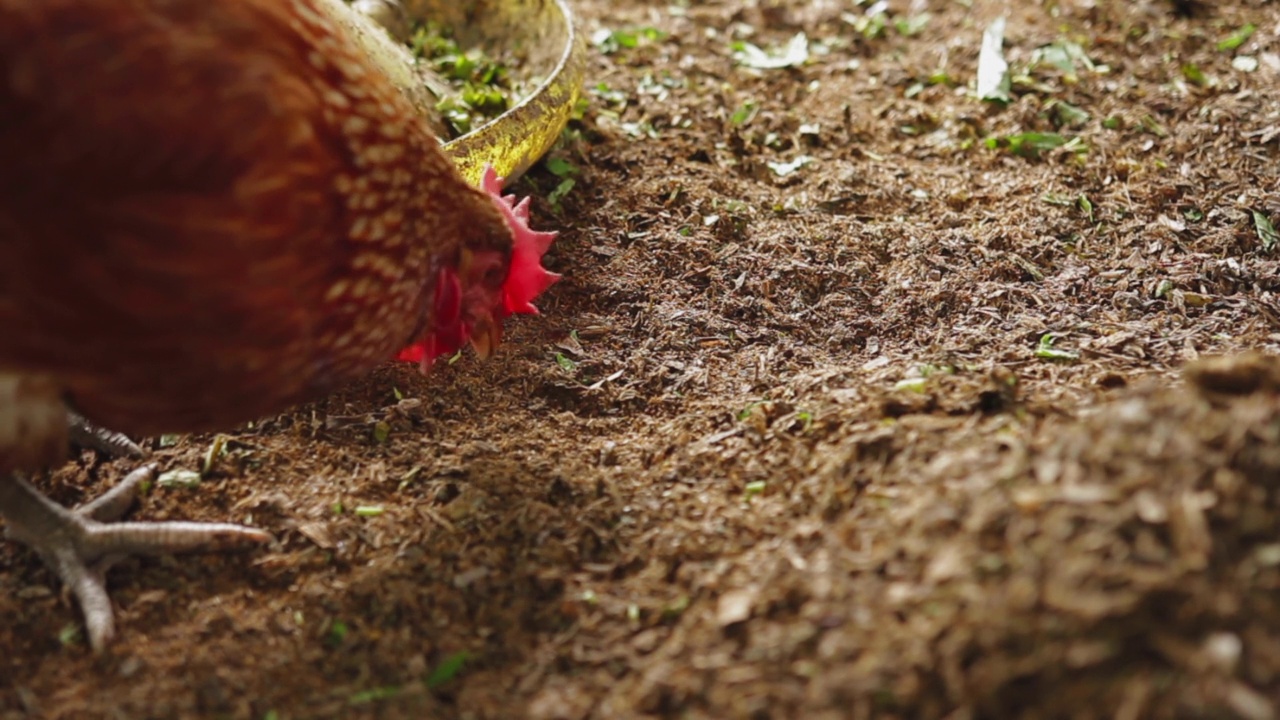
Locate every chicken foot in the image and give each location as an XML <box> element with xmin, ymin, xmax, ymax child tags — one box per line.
<box><xmin>1</xmin><ymin>414</ymin><xmax>272</xmax><ymax>652</ymax></box>
<box><xmin>67</xmin><ymin>409</ymin><xmax>148</xmax><ymax>460</ymax></box>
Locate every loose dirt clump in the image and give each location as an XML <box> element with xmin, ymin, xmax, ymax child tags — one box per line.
<box><xmin>4</xmin><ymin>0</ymin><xmax>1280</xmax><ymax>718</ymax></box>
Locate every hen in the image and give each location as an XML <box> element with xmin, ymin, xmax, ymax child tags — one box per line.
<box><xmin>0</xmin><ymin>0</ymin><xmax>557</xmax><ymax>651</ymax></box>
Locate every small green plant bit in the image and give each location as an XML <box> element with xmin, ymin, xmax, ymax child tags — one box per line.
<box><xmin>408</xmin><ymin>21</ymin><xmax>522</xmax><ymax>137</ymax></box>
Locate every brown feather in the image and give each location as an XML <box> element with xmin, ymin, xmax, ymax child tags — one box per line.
<box><xmin>0</xmin><ymin>0</ymin><xmax>513</xmax><ymax>435</ymax></box>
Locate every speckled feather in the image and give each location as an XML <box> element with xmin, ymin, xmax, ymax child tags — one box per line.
<box><xmin>0</xmin><ymin>0</ymin><xmax>513</xmax><ymax>437</ymax></box>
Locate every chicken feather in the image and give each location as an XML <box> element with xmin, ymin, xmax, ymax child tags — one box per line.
<box><xmin>0</xmin><ymin>0</ymin><xmax>553</xmax><ymax>651</ymax></box>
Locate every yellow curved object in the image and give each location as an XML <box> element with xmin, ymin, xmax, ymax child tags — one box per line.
<box><xmin>402</xmin><ymin>0</ymin><xmax>586</xmax><ymax>187</ymax></box>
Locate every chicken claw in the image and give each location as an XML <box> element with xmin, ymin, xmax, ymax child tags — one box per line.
<box><xmin>67</xmin><ymin>410</ymin><xmax>148</xmax><ymax>460</ymax></box>
<box><xmin>0</xmin><ymin>464</ymin><xmax>272</xmax><ymax>652</ymax></box>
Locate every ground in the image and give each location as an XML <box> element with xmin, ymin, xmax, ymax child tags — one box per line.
<box><xmin>4</xmin><ymin>0</ymin><xmax>1280</xmax><ymax>717</ymax></box>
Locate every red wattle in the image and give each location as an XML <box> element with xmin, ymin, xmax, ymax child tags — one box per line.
<box><xmin>394</xmin><ymin>164</ymin><xmax>559</xmax><ymax>365</ymax></box>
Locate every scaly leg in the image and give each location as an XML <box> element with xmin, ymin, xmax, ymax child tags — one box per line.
<box><xmin>1</xmin><ymin>403</ymin><xmax>272</xmax><ymax>652</ymax></box>
<box><xmin>1</xmin><ymin>465</ymin><xmax>272</xmax><ymax>652</ymax></box>
<box><xmin>66</xmin><ymin>409</ymin><xmax>148</xmax><ymax>460</ymax></box>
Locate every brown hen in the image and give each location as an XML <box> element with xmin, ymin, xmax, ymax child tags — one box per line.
<box><xmin>0</xmin><ymin>0</ymin><xmax>555</xmax><ymax>651</ymax></box>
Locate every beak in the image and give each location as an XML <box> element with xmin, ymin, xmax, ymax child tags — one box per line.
<box><xmin>469</xmin><ymin>314</ymin><xmax>503</xmax><ymax>360</ymax></box>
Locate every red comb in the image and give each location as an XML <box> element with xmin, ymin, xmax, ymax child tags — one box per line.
<box><xmin>479</xmin><ymin>165</ymin><xmax>561</xmax><ymax>318</ymax></box>
<box><xmin>395</xmin><ymin>165</ymin><xmax>559</xmax><ymax>365</ymax></box>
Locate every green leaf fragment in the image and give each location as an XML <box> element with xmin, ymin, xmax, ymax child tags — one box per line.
<box><xmin>544</xmin><ymin>157</ymin><xmax>578</xmax><ymax>177</ymax></box>
<box><xmin>1035</xmin><ymin>334</ymin><xmax>1079</xmax><ymax>361</ymax></box>
<box><xmin>409</xmin><ymin>22</ymin><xmax>514</xmax><ymax>137</ymax></box>
<box><xmin>325</xmin><ymin>620</ymin><xmax>349</xmax><ymax>647</ymax></box>
<box><xmin>986</xmin><ymin>132</ymin><xmax>1084</xmax><ymax>159</ymax></box>
<box><xmin>662</xmin><ymin>595</ymin><xmax>690</xmax><ymax>620</ymax></box>
<box><xmin>591</xmin><ymin>82</ymin><xmax>628</xmax><ymax>106</ymax></box>
<box><xmin>436</xmin><ymin>100</ymin><xmax>474</xmax><ymax>135</ymax></box>
<box><xmin>592</xmin><ymin>27</ymin><xmax>667</xmax><ymax>55</ymax></box>
<box><xmin>427</xmin><ymin>652</ymin><xmax>471</xmax><ymax>689</ymax></box>
<box><xmin>737</xmin><ymin>401</ymin><xmax>763</xmax><ymax>421</ymax></box>
<box><xmin>349</xmin><ymin>687</ymin><xmax>401</xmax><ymax>705</ymax></box>
<box><xmin>1253</xmin><ymin>211</ymin><xmax>1279</xmax><ymax>252</ymax></box>
<box><xmin>1050</xmin><ymin>100</ymin><xmax>1090</xmax><ymax>128</ymax></box>
<box><xmin>1180</xmin><ymin>63</ymin><xmax>1209</xmax><ymax>87</ymax></box>
<box><xmin>156</xmin><ymin>469</ymin><xmax>202</xmax><ymax>489</ymax></box>
<box><xmin>461</xmin><ymin>82</ymin><xmax>507</xmax><ymax>113</ymax></box>
<box><xmin>1218</xmin><ymin>24</ymin><xmax>1257</xmax><ymax>52</ymax></box>
<box><xmin>894</xmin><ymin>14</ymin><xmax>930</xmax><ymax>36</ymax></box>
<box><xmin>548</xmin><ymin>178</ymin><xmax>576</xmax><ymax>207</ymax></box>
<box><xmin>202</xmin><ymin>434</ymin><xmax>227</xmax><ymax>475</ymax></box>
<box><xmin>1032</xmin><ymin>40</ymin><xmax>1095</xmax><ymax>79</ymax></box>
<box><xmin>730</xmin><ymin>100</ymin><xmax>758</xmax><ymax>125</ymax></box>
<box><xmin>58</xmin><ymin>623</ymin><xmax>82</xmax><ymax>646</ymax></box>
<box><xmin>1077</xmin><ymin>194</ymin><xmax>1094</xmax><ymax>222</ymax></box>
<box><xmin>202</xmin><ymin>430</ymin><xmax>230</xmax><ymax>476</ymax></box>
<box><xmin>894</xmin><ymin>377</ymin><xmax>929</xmax><ymax>393</ymax></box>
<box><xmin>1140</xmin><ymin>115</ymin><xmax>1168</xmax><ymax>137</ymax></box>
<box><xmin>848</xmin><ymin>12</ymin><xmax>888</xmax><ymax>40</ymax></box>
<box><xmin>919</xmin><ymin>364</ymin><xmax>956</xmax><ymax>378</ymax></box>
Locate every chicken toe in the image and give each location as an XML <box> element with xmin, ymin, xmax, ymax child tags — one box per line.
<box><xmin>66</xmin><ymin>410</ymin><xmax>148</xmax><ymax>460</ymax></box>
<box><xmin>0</xmin><ymin>464</ymin><xmax>272</xmax><ymax>652</ymax></box>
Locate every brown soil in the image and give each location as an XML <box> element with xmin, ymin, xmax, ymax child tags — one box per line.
<box><xmin>6</xmin><ymin>0</ymin><xmax>1280</xmax><ymax>717</ymax></box>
